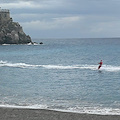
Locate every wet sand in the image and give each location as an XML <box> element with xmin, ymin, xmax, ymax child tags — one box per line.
<box><xmin>0</xmin><ymin>107</ymin><xmax>120</xmax><ymax>120</ymax></box>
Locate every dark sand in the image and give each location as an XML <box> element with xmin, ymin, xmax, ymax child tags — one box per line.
<box><xmin>0</xmin><ymin>107</ymin><xmax>120</xmax><ymax>120</ymax></box>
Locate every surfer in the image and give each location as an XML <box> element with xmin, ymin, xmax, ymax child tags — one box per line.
<box><xmin>98</xmin><ymin>60</ymin><xmax>103</xmax><ymax>69</ymax></box>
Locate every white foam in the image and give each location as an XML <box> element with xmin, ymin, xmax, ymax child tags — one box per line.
<box><xmin>2</xmin><ymin>44</ymin><xmax>10</xmax><ymax>46</ymax></box>
<box><xmin>52</xmin><ymin>107</ymin><xmax>120</xmax><ymax>115</ymax></box>
<box><xmin>101</xmin><ymin>65</ymin><xmax>120</xmax><ymax>72</ymax></box>
<box><xmin>42</xmin><ymin>65</ymin><xmax>80</xmax><ymax>69</ymax></box>
<box><xmin>0</xmin><ymin>61</ymin><xmax>36</xmax><ymax>68</ymax></box>
<box><xmin>0</xmin><ymin>60</ymin><xmax>120</xmax><ymax>72</ymax></box>
<box><xmin>0</xmin><ymin>103</ymin><xmax>120</xmax><ymax>115</ymax></box>
<box><xmin>0</xmin><ymin>104</ymin><xmax>48</xmax><ymax>110</ymax></box>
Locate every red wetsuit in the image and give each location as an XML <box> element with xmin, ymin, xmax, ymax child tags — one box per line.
<box><xmin>98</xmin><ymin>61</ymin><xmax>103</xmax><ymax>69</ymax></box>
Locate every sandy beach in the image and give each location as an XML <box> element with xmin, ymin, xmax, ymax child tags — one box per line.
<box><xmin>0</xmin><ymin>107</ymin><xmax>120</xmax><ymax>120</ymax></box>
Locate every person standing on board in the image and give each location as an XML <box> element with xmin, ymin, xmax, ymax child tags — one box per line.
<box><xmin>98</xmin><ymin>60</ymin><xmax>103</xmax><ymax>69</ymax></box>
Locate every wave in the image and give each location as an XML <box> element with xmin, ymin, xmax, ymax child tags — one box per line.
<box><xmin>54</xmin><ymin>107</ymin><xmax>120</xmax><ymax>115</ymax></box>
<box><xmin>0</xmin><ymin>60</ymin><xmax>120</xmax><ymax>72</ymax></box>
<box><xmin>0</xmin><ymin>60</ymin><xmax>38</xmax><ymax>68</ymax></box>
<box><xmin>0</xmin><ymin>103</ymin><xmax>120</xmax><ymax>115</ymax></box>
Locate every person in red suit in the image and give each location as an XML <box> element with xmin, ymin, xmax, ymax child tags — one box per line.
<box><xmin>98</xmin><ymin>60</ymin><xmax>103</xmax><ymax>69</ymax></box>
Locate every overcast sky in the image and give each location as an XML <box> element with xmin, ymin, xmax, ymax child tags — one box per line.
<box><xmin>0</xmin><ymin>0</ymin><xmax>120</xmax><ymax>38</ymax></box>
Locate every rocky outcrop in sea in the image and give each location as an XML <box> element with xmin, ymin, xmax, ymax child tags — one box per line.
<box><xmin>0</xmin><ymin>8</ymin><xmax>32</xmax><ymax>44</ymax></box>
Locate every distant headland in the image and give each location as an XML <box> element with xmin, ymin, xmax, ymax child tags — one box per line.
<box><xmin>0</xmin><ymin>7</ymin><xmax>32</xmax><ymax>44</ymax></box>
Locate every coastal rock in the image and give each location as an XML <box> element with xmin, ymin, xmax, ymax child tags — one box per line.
<box><xmin>40</xmin><ymin>42</ymin><xmax>43</xmax><ymax>44</ymax></box>
<box><xmin>0</xmin><ymin>8</ymin><xmax>32</xmax><ymax>44</ymax></box>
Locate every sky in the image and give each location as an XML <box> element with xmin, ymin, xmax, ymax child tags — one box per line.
<box><xmin>0</xmin><ymin>0</ymin><xmax>120</xmax><ymax>38</ymax></box>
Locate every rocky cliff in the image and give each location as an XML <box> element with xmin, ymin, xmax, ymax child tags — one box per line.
<box><xmin>0</xmin><ymin>8</ymin><xmax>32</xmax><ymax>44</ymax></box>
<box><xmin>0</xmin><ymin>19</ymin><xmax>32</xmax><ymax>44</ymax></box>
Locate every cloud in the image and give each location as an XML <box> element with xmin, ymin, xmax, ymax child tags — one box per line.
<box><xmin>1</xmin><ymin>0</ymin><xmax>120</xmax><ymax>38</ymax></box>
<box><xmin>91</xmin><ymin>21</ymin><xmax>120</xmax><ymax>34</ymax></box>
<box><xmin>0</xmin><ymin>0</ymin><xmax>64</xmax><ymax>10</ymax></box>
<box><xmin>21</xmin><ymin>16</ymin><xmax>84</xmax><ymax>30</ymax></box>
<box><xmin>1</xmin><ymin>0</ymin><xmax>120</xmax><ymax>16</ymax></box>
<box><xmin>17</xmin><ymin>13</ymin><xmax>120</xmax><ymax>38</ymax></box>
<box><xmin>0</xmin><ymin>1</ymin><xmax>45</xmax><ymax>9</ymax></box>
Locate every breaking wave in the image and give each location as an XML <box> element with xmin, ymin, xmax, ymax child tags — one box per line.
<box><xmin>0</xmin><ymin>103</ymin><xmax>120</xmax><ymax>115</ymax></box>
<box><xmin>0</xmin><ymin>60</ymin><xmax>120</xmax><ymax>72</ymax></box>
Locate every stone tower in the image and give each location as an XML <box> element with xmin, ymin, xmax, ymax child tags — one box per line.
<box><xmin>0</xmin><ymin>7</ymin><xmax>10</xmax><ymax>24</ymax></box>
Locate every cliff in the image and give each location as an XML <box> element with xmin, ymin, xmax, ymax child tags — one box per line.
<box><xmin>0</xmin><ymin>8</ymin><xmax>32</xmax><ymax>44</ymax></box>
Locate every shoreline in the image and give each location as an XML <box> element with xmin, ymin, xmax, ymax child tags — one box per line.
<box><xmin>0</xmin><ymin>107</ymin><xmax>120</xmax><ymax>120</ymax></box>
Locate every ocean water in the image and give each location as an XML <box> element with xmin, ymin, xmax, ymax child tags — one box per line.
<box><xmin>0</xmin><ymin>38</ymin><xmax>120</xmax><ymax>115</ymax></box>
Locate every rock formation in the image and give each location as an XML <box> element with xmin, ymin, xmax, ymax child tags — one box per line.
<box><xmin>0</xmin><ymin>7</ymin><xmax>32</xmax><ymax>44</ymax></box>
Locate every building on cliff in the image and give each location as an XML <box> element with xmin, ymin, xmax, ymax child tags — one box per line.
<box><xmin>0</xmin><ymin>7</ymin><xmax>32</xmax><ymax>44</ymax></box>
<box><xmin>0</xmin><ymin>7</ymin><xmax>11</xmax><ymax>24</ymax></box>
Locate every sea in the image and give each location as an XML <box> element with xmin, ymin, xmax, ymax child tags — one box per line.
<box><xmin>0</xmin><ymin>38</ymin><xmax>120</xmax><ymax>115</ymax></box>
